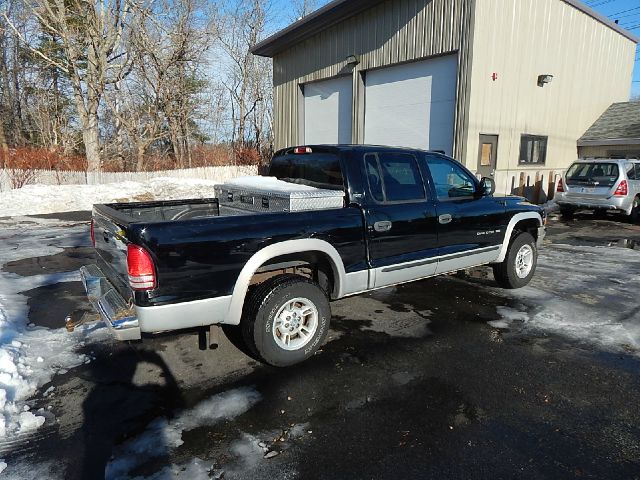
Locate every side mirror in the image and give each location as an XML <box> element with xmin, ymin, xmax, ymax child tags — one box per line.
<box><xmin>480</xmin><ymin>177</ymin><xmax>496</xmax><ymax>196</ymax></box>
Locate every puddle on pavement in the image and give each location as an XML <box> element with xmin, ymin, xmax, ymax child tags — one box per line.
<box><xmin>24</xmin><ymin>281</ymin><xmax>92</xmax><ymax>329</ymax></box>
<box><xmin>2</xmin><ymin>246</ymin><xmax>95</xmax><ymax>276</ymax></box>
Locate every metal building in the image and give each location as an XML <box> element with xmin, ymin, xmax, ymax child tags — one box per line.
<box><xmin>252</xmin><ymin>0</ymin><xmax>638</xmax><ymax>197</ymax></box>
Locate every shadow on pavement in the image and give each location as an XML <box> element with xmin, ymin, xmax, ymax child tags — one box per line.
<box><xmin>78</xmin><ymin>347</ymin><xmax>184</xmax><ymax>480</ymax></box>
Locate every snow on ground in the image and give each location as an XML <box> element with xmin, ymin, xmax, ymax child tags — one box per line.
<box><xmin>0</xmin><ymin>218</ymin><xmax>110</xmax><ymax>444</ymax></box>
<box><xmin>492</xmin><ymin>244</ymin><xmax>640</xmax><ymax>354</ymax></box>
<box><xmin>0</xmin><ymin>177</ymin><xmax>221</xmax><ymax>217</ymax></box>
<box><xmin>105</xmin><ymin>387</ymin><xmax>262</xmax><ymax>480</ymax></box>
<box><xmin>130</xmin><ymin>458</ymin><xmax>217</xmax><ymax>480</ymax></box>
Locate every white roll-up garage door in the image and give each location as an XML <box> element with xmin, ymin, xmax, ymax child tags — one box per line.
<box><xmin>364</xmin><ymin>55</ymin><xmax>458</xmax><ymax>154</ymax></box>
<box><xmin>303</xmin><ymin>76</ymin><xmax>353</xmax><ymax>145</ymax></box>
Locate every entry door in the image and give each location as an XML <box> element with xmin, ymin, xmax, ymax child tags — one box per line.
<box><xmin>303</xmin><ymin>76</ymin><xmax>353</xmax><ymax>144</ymax></box>
<box><xmin>477</xmin><ymin>135</ymin><xmax>498</xmax><ymax>178</ymax></box>
<box><xmin>364</xmin><ymin>151</ymin><xmax>439</xmax><ymax>288</ymax></box>
<box><xmin>364</xmin><ymin>55</ymin><xmax>458</xmax><ymax>155</ymax></box>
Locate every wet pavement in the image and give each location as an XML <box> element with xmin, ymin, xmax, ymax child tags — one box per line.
<box><xmin>1</xmin><ymin>211</ymin><xmax>639</xmax><ymax>479</ymax></box>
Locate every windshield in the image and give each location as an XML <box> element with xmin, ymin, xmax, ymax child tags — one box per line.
<box><xmin>269</xmin><ymin>153</ymin><xmax>344</xmax><ymax>190</ymax></box>
<box><xmin>566</xmin><ymin>162</ymin><xmax>619</xmax><ymax>187</ymax></box>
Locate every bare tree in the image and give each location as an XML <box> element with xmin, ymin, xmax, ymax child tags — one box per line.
<box><xmin>116</xmin><ymin>0</ymin><xmax>213</xmax><ymax>169</ymax></box>
<box><xmin>218</xmin><ymin>0</ymin><xmax>273</xmax><ymax>160</ymax></box>
<box><xmin>4</xmin><ymin>0</ymin><xmax>139</xmax><ymax>171</ymax></box>
<box><xmin>291</xmin><ymin>0</ymin><xmax>317</xmax><ymax>20</ymax></box>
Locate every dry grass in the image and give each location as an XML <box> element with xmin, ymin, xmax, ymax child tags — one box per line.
<box><xmin>0</xmin><ymin>144</ymin><xmax>266</xmax><ymax>174</ymax></box>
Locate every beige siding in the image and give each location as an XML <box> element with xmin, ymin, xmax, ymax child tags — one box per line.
<box><xmin>464</xmin><ymin>0</ymin><xmax>636</xmax><ymax>195</ymax></box>
<box><xmin>272</xmin><ymin>0</ymin><xmax>474</xmax><ymax>153</ymax></box>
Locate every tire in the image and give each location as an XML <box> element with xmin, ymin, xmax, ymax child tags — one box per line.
<box><xmin>240</xmin><ymin>274</ymin><xmax>331</xmax><ymax>367</ymax></box>
<box><xmin>559</xmin><ymin>207</ymin><xmax>575</xmax><ymax>219</ymax></box>
<box><xmin>593</xmin><ymin>208</ymin><xmax>607</xmax><ymax>219</ymax></box>
<box><xmin>492</xmin><ymin>232</ymin><xmax>538</xmax><ymax>289</ymax></box>
<box><xmin>629</xmin><ymin>196</ymin><xmax>640</xmax><ymax>224</ymax></box>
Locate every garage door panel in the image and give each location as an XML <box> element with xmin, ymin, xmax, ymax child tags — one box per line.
<box><xmin>364</xmin><ymin>55</ymin><xmax>457</xmax><ymax>154</ymax></box>
<box><xmin>304</xmin><ymin>76</ymin><xmax>353</xmax><ymax>145</ymax></box>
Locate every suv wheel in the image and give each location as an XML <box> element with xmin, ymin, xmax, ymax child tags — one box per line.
<box><xmin>630</xmin><ymin>196</ymin><xmax>640</xmax><ymax>224</ymax></box>
<box><xmin>493</xmin><ymin>232</ymin><xmax>538</xmax><ymax>289</ymax></box>
<box><xmin>559</xmin><ymin>207</ymin><xmax>575</xmax><ymax>219</ymax></box>
<box><xmin>241</xmin><ymin>274</ymin><xmax>331</xmax><ymax>367</ymax></box>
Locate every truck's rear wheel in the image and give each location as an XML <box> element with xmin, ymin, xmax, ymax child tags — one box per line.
<box><xmin>241</xmin><ymin>274</ymin><xmax>331</xmax><ymax>367</ymax></box>
<box><xmin>492</xmin><ymin>232</ymin><xmax>537</xmax><ymax>289</ymax></box>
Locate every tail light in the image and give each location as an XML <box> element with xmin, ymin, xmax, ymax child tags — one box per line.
<box><xmin>614</xmin><ymin>180</ymin><xmax>628</xmax><ymax>197</ymax></box>
<box><xmin>90</xmin><ymin>220</ymin><xmax>96</xmax><ymax>247</ymax></box>
<box><xmin>293</xmin><ymin>146</ymin><xmax>312</xmax><ymax>154</ymax></box>
<box><xmin>127</xmin><ymin>244</ymin><xmax>156</xmax><ymax>291</ymax></box>
<box><xmin>556</xmin><ymin>178</ymin><xmax>565</xmax><ymax>193</ymax></box>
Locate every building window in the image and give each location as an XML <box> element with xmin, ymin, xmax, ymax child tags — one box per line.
<box><xmin>519</xmin><ymin>135</ymin><xmax>548</xmax><ymax>165</ymax></box>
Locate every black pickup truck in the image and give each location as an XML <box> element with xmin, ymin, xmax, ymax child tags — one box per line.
<box><xmin>81</xmin><ymin>145</ymin><xmax>545</xmax><ymax>366</ymax></box>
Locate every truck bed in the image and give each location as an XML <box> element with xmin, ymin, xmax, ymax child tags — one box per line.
<box><xmin>97</xmin><ymin>198</ymin><xmax>259</xmax><ymax>225</ymax></box>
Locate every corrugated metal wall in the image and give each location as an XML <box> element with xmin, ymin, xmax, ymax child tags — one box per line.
<box><xmin>465</xmin><ymin>0</ymin><xmax>636</xmax><ymax>193</ymax></box>
<box><xmin>272</xmin><ymin>0</ymin><xmax>474</xmax><ymax>155</ymax></box>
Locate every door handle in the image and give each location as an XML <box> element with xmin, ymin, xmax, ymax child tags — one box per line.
<box><xmin>438</xmin><ymin>214</ymin><xmax>453</xmax><ymax>225</ymax></box>
<box><xmin>373</xmin><ymin>221</ymin><xmax>392</xmax><ymax>232</ymax></box>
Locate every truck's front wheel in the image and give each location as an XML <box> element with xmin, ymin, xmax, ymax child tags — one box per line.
<box><xmin>242</xmin><ymin>274</ymin><xmax>331</xmax><ymax>367</ymax></box>
<box><xmin>492</xmin><ymin>232</ymin><xmax>537</xmax><ymax>289</ymax></box>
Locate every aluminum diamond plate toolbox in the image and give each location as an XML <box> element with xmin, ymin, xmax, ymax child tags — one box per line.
<box><xmin>215</xmin><ymin>177</ymin><xmax>345</xmax><ymax>213</ymax></box>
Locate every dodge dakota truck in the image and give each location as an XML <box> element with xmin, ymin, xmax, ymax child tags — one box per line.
<box><xmin>80</xmin><ymin>145</ymin><xmax>545</xmax><ymax>367</ymax></box>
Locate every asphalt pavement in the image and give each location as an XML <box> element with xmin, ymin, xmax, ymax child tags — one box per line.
<box><xmin>1</xmin><ymin>211</ymin><xmax>639</xmax><ymax>480</ymax></box>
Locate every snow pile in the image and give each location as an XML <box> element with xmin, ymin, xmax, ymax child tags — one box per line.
<box><xmin>0</xmin><ymin>220</ymin><xmax>110</xmax><ymax>441</ymax></box>
<box><xmin>106</xmin><ymin>387</ymin><xmax>262</xmax><ymax>480</ymax></box>
<box><xmin>0</xmin><ymin>177</ymin><xmax>221</xmax><ymax>217</ymax></box>
<box><xmin>495</xmin><ymin>244</ymin><xmax>640</xmax><ymax>354</ymax></box>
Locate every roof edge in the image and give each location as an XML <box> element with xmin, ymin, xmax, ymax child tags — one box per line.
<box><xmin>562</xmin><ymin>0</ymin><xmax>639</xmax><ymax>43</ymax></box>
<box><xmin>252</xmin><ymin>0</ymin><xmax>383</xmax><ymax>57</ymax></box>
<box><xmin>252</xmin><ymin>0</ymin><xmax>639</xmax><ymax>58</ymax></box>
<box><xmin>578</xmin><ymin>138</ymin><xmax>640</xmax><ymax>147</ymax></box>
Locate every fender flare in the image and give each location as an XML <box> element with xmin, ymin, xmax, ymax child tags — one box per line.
<box><xmin>495</xmin><ymin>212</ymin><xmax>543</xmax><ymax>263</ymax></box>
<box><xmin>224</xmin><ymin>239</ymin><xmax>347</xmax><ymax>325</ymax></box>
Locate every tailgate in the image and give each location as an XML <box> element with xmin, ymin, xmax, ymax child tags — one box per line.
<box><xmin>564</xmin><ymin>184</ymin><xmax>614</xmax><ymax>200</ymax></box>
<box><xmin>92</xmin><ymin>209</ymin><xmax>132</xmax><ymax>303</ymax></box>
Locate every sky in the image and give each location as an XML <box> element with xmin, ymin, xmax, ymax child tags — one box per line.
<box><xmin>590</xmin><ymin>0</ymin><xmax>640</xmax><ymax>98</ymax></box>
<box><xmin>268</xmin><ymin>0</ymin><xmax>640</xmax><ymax>98</ymax></box>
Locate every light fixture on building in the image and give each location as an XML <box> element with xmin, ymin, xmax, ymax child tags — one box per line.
<box><xmin>346</xmin><ymin>55</ymin><xmax>359</xmax><ymax>67</ymax></box>
<box><xmin>537</xmin><ymin>74</ymin><xmax>554</xmax><ymax>87</ymax></box>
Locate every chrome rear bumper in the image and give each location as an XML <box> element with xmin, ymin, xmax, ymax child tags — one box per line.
<box><xmin>80</xmin><ymin>265</ymin><xmax>141</xmax><ymax>341</ymax></box>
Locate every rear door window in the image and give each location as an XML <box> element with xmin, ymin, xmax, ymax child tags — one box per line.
<box><xmin>565</xmin><ymin>163</ymin><xmax>619</xmax><ymax>187</ymax></box>
<box><xmin>364</xmin><ymin>152</ymin><xmax>426</xmax><ymax>203</ymax></box>
<box><xmin>627</xmin><ymin>163</ymin><xmax>638</xmax><ymax>180</ymax></box>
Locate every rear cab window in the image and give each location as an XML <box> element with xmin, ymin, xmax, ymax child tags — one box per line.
<box><xmin>566</xmin><ymin>162</ymin><xmax>619</xmax><ymax>187</ymax></box>
<box><xmin>270</xmin><ymin>151</ymin><xmax>344</xmax><ymax>190</ymax></box>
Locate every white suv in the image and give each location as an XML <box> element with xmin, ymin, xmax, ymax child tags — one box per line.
<box><xmin>556</xmin><ymin>159</ymin><xmax>640</xmax><ymax>222</ymax></box>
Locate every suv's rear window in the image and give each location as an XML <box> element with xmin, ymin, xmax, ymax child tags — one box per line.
<box><xmin>269</xmin><ymin>153</ymin><xmax>344</xmax><ymax>190</ymax></box>
<box><xmin>566</xmin><ymin>162</ymin><xmax>619</xmax><ymax>187</ymax></box>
